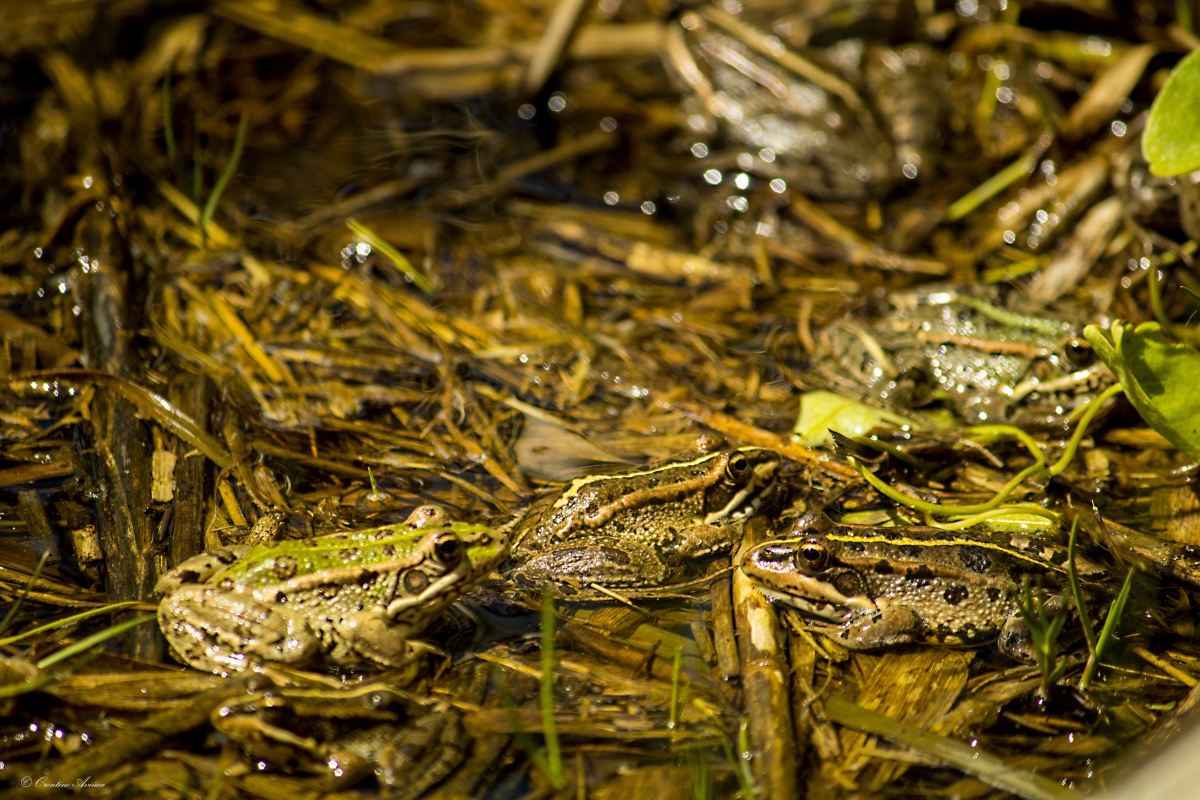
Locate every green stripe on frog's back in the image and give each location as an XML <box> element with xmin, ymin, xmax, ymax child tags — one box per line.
<box><xmin>211</xmin><ymin>522</ymin><xmax>499</xmax><ymax>592</ymax></box>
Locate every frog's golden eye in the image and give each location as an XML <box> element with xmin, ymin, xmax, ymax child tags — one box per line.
<box><xmin>1061</xmin><ymin>339</ymin><xmax>1095</xmax><ymax>368</ymax></box>
<box><xmin>726</xmin><ymin>452</ymin><xmax>750</xmax><ymax>478</ymax></box>
<box><xmin>432</xmin><ymin>533</ymin><xmax>462</xmax><ymax>565</ymax></box>
<box><xmin>796</xmin><ymin>542</ymin><xmax>829</xmax><ymax>571</ymax></box>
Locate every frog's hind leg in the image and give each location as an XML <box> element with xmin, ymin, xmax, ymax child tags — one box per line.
<box><xmin>154</xmin><ymin>546</ymin><xmax>251</xmax><ymax>594</ymax></box>
<box><xmin>159</xmin><ymin>585</ymin><xmax>321</xmax><ymax>673</ymax></box>
<box><xmin>508</xmin><ymin>539</ymin><xmax>669</xmax><ymax>589</ymax></box>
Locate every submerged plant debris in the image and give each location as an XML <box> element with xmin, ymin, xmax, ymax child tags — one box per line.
<box><xmin>2</xmin><ymin>0</ymin><xmax>1200</xmax><ymax>798</ymax></box>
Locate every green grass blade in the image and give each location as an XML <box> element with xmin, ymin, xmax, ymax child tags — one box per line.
<box><xmin>540</xmin><ymin>588</ymin><xmax>564</xmax><ymax>788</ymax></box>
<box><xmin>200</xmin><ymin>111</ymin><xmax>249</xmax><ymax>245</ymax></box>
<box><xmin>670</xmin><ymin>645</ymin><xmax>683</xmax><ymax>729</ymax></box>
<box><xmin>346</xmin><ymin>218</ymin><xmax>435</xmax><ymax>293</ymax></box>
<box><xmin>0</xmin><ymin>601</ymin><xmax>140</xmax><ymax>646</ymax></box>
<box><xmin>35</xmin><ymin>615</ymin><xmax>155</xmax><ymax>669</ymax></box>
<box><xmin>0</xmin><ymin>651</ymin><xmax>102</xmax><ymax>700</ymax></box>
<box><xmin>1095</xmin><ymin>567</ymin><xmax>1135</xmax><ymax>659</ymax></box>
<box><xmin>1066</xmin><ymin>519</ymin><xmax>1097</xmax><ymax>653</ymax></box>
<box><xmin>0</xmin><ymin>552</ymin><xmax>49</xmax><ymax>637</ymax></box>
<box><xmin>822</xmin><ymin>695</ymin><xmax>1077</xmax><ymax>800</ymax></box>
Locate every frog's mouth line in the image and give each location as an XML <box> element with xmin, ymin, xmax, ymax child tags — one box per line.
<box><xmin>749</xmin><ymin>583</ymin><xmax>874</xmax><ymax>625</ymax></box>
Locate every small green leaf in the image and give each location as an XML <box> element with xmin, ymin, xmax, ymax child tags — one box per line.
<box><xmin>1084</xmin><ymin>321</ymin><xmax>1200</xmax><ymax>462</ymax></box>
<box><xmin>1144</xmin><ymin>49</ymin><xmax>1200</xmax><ymax>177</ymax></box>
<box><xmin>793</xmin><ymin>390</ymin><xmax>923</xmax><ymax>447</ymax></box>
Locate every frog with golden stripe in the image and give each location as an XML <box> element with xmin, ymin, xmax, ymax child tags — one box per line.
<box><xmin>740</xmin><ymin>511</ymin><xmax>1108</xmax><ymax>658</ymax></box>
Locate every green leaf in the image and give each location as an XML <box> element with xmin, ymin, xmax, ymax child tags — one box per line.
<box><xmin>792</xmin><ymin>390</ymin><xmax>923</xmax><ymax>447</ymax></box>
<box><xmin>1144</xmin><ymin>49</ymin><xmax>1200</xmax><ymax>177</ymax></box>
<box><xmin>1084</xmin><ymin>321</ymin><xmax>1200</xmax><ymax>462</ymax></box>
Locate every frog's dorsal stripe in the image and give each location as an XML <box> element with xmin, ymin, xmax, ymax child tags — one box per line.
<box><xmin>824</xmin><ymin>532</ymin><xmax>1067</xmax><ymax>572</ymax></box>
<box><xmin>549</xmin><ymin>446</ymin><xmax>768</xmax><ymax>510</ymax></box>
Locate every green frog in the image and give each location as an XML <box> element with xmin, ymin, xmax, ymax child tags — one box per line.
<box><xmin>814</xmin><ymin>287</ymin><xmax>1114</xmax><ymax>428</ymax></box>
<box><xmin>740</xmin><ymin>510</ymin><xmax>1107</xmax><ymax>658</ymax></box>
<box><xmin>506</xmin><ymin>447</ymin><xmax>781</xmax><ymax>591</ymax></box>
<box><xmin>156</xmin><ymin>506</ymin><xmax>507</xmax><ymax>674</ymax></box>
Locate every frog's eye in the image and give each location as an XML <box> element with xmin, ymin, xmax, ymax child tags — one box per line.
<box><xmin>726</xmin><ymin>452</ymin><xmax>750</xmax><ymax>479</ymax></box>
<box><xmin>432</xmin><ymin>533</ymin><xmax>462</xmax><ymax>565</ymax></box>
<box><xmin>796</xmin><ymin>542</ymin><xmax>829</xmax><ymax>571</ymax></box>
<box><xmin>1061</xmin><ymin>339</ymin><xmax>1095</xmax><ymax>369</ymax></box>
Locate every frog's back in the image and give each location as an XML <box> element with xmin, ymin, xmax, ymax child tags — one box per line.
<box><xmin>213</xmin><ymin>525</ymin><xmax>427</xmax><ymax>591</ymax></box>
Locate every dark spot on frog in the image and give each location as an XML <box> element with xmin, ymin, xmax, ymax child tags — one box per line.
<box><xmin>845</xmin><ymin>542</ymin><xmax>866</xmax><ymax>553</ymax></box>
<box><xmin>943</xmin><ymin>584</ymin><xmax>969</xmax><ymax>605</ymax></box>
<box><xmin>340</xmin><ymin>548</ymin><xmax>359</xmax><ymax>560</ymax></box>
<box><xmin>905</xmin><ymin>564</ymin><xmax>936</xmax><ymax>581</ymax></box>
<box><xmin>935</xmin><ymin>622</ymin><xmax>953</xmax><ymax>641</ymax></box>
<box><xmin>273</xmin><ymin>555</ymin><xmax>298</xmax><ymax>581</ymax></box>
<box><xmin>986</xmin><ymin>587</ymin><xmax>1001</xmax><ymax>602</ymax></box>
<box><xmin>900</xmin><ymin>545</ymin><xmax>922</xmax><ymax>558</ymax></box>
<box><xmin>1048</xmin><ymin>550</ymin><xmax>1069</xmax><ymax>566</ymax></box>
<box><xmin>874</xmin><ymin>559</ymin><xmax>893</xmax><ymax>574</ymax></box>
<box><xmin>1183</xmin><ymin>544</ymin><xmax>1200</xmax><ymax>560</ymax></box>
<box><xmin>381</xmin><ymin>544</ymin><xmax>395</xmax><ymax>557</ymax></box>
<box><xmin>647</xmin><ymin>477</ymin><xmax>659</xmax><ymax>488</ymax></box>
<box><xmin>958</xmin><ymin>546</ymin><xmax>991</xmax><ymax>573</ymax></box>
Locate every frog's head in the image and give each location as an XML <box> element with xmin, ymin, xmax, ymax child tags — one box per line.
<box><xmin>383</xmin><ymin>522</ymin><xmax>509</xmax><ymax>626</ymax></box>
<box><xmin>740</xmin><ymin>523</ymin><xmax>876</xmax><ymax>617</ymax></box>
<box><xmin>702</xmin><ymin>447</ymin><xmax>782</xmax><ymax>522</ymax></box>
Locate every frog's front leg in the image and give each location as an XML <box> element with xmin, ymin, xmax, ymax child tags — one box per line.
<box><xmin>159</xmin><ymin>585</ymin><xmax>321</xmax><ymax>673</ymax></box>
<box><xmin>826</xmin><ymin>605</ymin><xmax>925</xmax><ymax>649</ymax></box>
<box><xmin>997</xmin><ymin>594</ymin><xmax>1071</xmax><ymax>662</ymax></box>
<box><xmin>510</xmin><ymin>539</ymin><xmax>670</xmax><ymax>588</ymax></box>
<box><xmin>333</xmin><ymin>609</ymin><xmax>420</xmax><ymax>668</ymax></box>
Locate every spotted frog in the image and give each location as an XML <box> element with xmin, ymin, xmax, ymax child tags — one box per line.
<box><xmin>507</xmin><ymin>447</ymin><xmax>781</xmax><ymax>592</ymax></box>
<box><xmin>814</xmin><ymin>287</ymin><xmax>1114</xmax><ymax>427</ymax></box>
<box><xmin>664</xmin><ymin>6</ymin><xmax>946</xmax><ymax>200</ymax></box>
<box><xmin>740</xmin><ymin>511</ymin><xmax>1106</xmax><ymax>658</ymax></box>
<box><xmin>157</xmin><ymin>506</ymin><xmax>507</xmax><ymax>674</ymax></box>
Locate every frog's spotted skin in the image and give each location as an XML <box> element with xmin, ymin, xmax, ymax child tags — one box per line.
<box><xmin>815</xmin><ymin>290</ymin><xmax>1114</xmax><ymax>427</ymax></box>
<box><xmin>156</xmin><ymin>506</ymin><xmax>506</xmax><ymax>674</ymax></box>
<box><xmin>740</xmin><ymin>511</ymin><xmax>1106</xmax><ymax>657</ymax></box>
<box><xmin>507</xmin><ymin>447</ymin><xmax>780</xmax><ymax>590</ymax></box>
